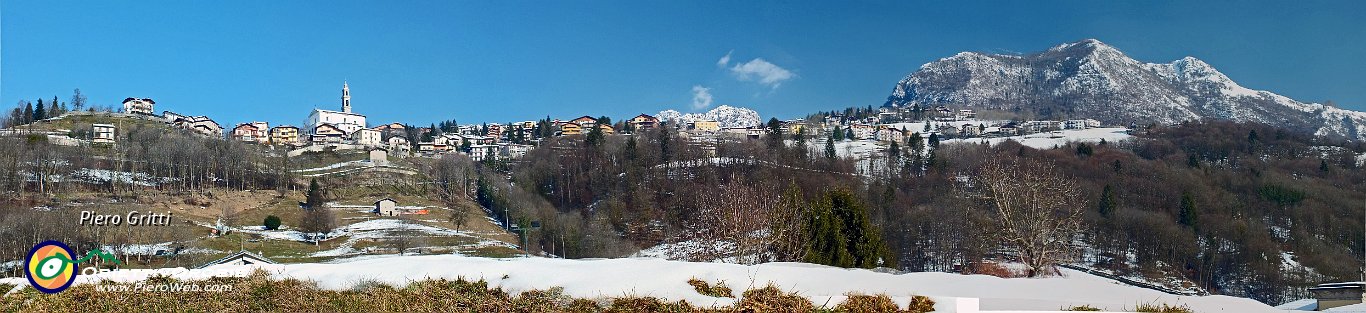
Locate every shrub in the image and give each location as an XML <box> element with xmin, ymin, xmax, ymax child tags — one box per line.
<box><xmin>263</xmin><ymin>215</ymin><xmax>282</xmax><ymax>230</ymax></box>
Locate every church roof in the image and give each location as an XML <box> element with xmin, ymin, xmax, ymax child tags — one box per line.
<box><xmin>312</xmin><ymin>108</ymin><xmax>366</xmax><ymax>117</ymax></box>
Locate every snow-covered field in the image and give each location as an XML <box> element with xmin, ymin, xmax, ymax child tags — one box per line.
<box><xmin>0</xmin><ymin>254</ymin><xmax>1279</xmax><ymax>312</ymax></box>
<box><xmin>943</xmin><ymin>127</ymin><xmax>1133</xmax><ymax>149</ymax></box>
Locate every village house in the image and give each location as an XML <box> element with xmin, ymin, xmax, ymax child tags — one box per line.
<box><xmin>569</xmin><ymin>116</ymin><xmax>598</xmax><ymax>129</ymax></box>
<box><xmin>876</xmin><ymin>127</ymin><xmax>906</xmax><ymax>143</ymax></box>
<box><xmin>596</xmin><ymin>124</ymin><xmax>615</xmax><ymax>134</ymax></box>
<box><xmin>310</xmin><ymin>123</ymin><xmax>347</xmax><ymax>143</ymax></box>
<box><xmin>960</xmin><ymin>123</ymin><xmax>984</xmax><ymax>137</ymax></box>
<box><xmin>386</xmin><ymin>136</ymin><xmax>411</xmax><ymax>155</ymax></box>
<box><xmin>374</xmin><ymin>122</ymin><xmax>407</xmax><ymax>138</ymax></box>
<box><xmin>937</xmin><ymin>125</ymin><xmax>960</xmax><ymax>138</ymax></box>
<box><xmin>850</xmin><ymin>124</ymin><xmax>875</xmax><ymax>140</ymax></box>
<box><xmin>502</xmin><ymin>143</ymin><xmax>532</xmax><ymax>159</ymax></box>
<box><xmin>195</xmin><ymin>250</ymin><xmax>276</xmax><ymax>269</ymax></box>
<box><xmin>269</xmin><ymin>125</ymin><xmax>301</xmax><ymax>146</ymax></box>
<box><xmin>374</xmin><ymin>198</ymin><xmax>398</xmax><ymax>216</ymax></box>
<box><xmin>351</xmin><ymin>128</ymin><xmax>382</xmax><ymax>146</ymax></box>
<box><xmin>628</xmin><ymin>114</ymin><xmax>660</xmax><ymax>130</ymax></box>
<box><xmin>469</xmin><ymin>144</ymin><xmax>499</xmax><ymax>161</ymax></box>
<box><xmin>170</xmin><ymin>115</ymin><xmax>224</xmax><ymax>138</ymax></box>
<box><xmin>232</xmin><ymin>122</ymin><xmax>270</xmax><ymax>143</ymax></box>
<box><xmin>122</xmin><ymin>98</ymin><xmax>156</xmax><ymax>115</ymax></box>
<box><xmin>486</xmin><ymin>123</ymin><xmax>503</xmax><ymax>141</ymax></box>
<box><xmin>417</xmin><ymin>141</ymin><xmax>435</xmax><ymax>153</ymax></box>
<box><xmin>92</xmin><ymin>124</ymin><xmax>116</xmax><ymax>144</ymax></box>
<box><xmin>998</xmin><ymin>122</ymin><xmax>1020</xmax><ymax>136</ymax></box>
<box><xmin>689</xmin><ymin>120</ymin><xmax>721</xmax><ymax>132</ymax></box>
<box><xmin>746</xmin><ymin>127</ymin><xmax>766</xmax><ymax>139</ymax></box>
<box><xmin>307</xmin><ymin>82</ymin><xmax>368</xmax><ymax>135</ymax></box>
<box><xmin>559</xmin><ymin>122</ymin><xmax>584</xmax><ymax>136</ymax></box>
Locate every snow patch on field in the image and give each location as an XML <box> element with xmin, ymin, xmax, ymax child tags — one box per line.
<box><xmin>0</xmin><ymin>255</ymin><xmax>1280</xmax><ymax>312</ymax></box>
<box><xmin>944</xmin><ymin>127</ymin><xmax>1133</xmax><ymax>149</ymax></box>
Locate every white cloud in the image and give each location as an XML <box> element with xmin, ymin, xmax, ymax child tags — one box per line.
<box><xmin>729</xmin><ymin>58</ymin><xmax>795</xmax><ymax>89</ymax></box>
<box><xmin>690</xmin><ymin>85</ymin><xmax>714</xmax><ymax>110</ymax></box>
<box><xmin>716</xmin><ymin>50</ymin><xmax>733</xmax><ymax>68</ymax></box>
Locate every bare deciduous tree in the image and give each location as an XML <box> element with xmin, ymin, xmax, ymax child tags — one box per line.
<box><xmin>977</xmin><ymin>157</ymin><xmax>1083</xmax><ymax>277</ymax></box>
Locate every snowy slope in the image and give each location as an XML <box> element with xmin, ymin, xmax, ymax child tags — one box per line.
<box><xmin>657</xmin><ymin>105</ymin><xmax>762</xmax><ymax>128</ymax></box>
<box><xmin>883</xmin><ymin>39</ymin><xmax>1366</xmax><ymax>141</ymax></box>
<box><xmin>2</xmin><ymin>255</ymin><xmax>1280</xmax><ymax>312</ymax></box>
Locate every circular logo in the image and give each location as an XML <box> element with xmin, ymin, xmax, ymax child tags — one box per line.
<box><xmin>25</xmin><ymin>240</ymin><xmax>78</xmax><ymax>294</ymax></box>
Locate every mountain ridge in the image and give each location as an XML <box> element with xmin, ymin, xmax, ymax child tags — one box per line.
<box><xmin>883</xmin><ymin>39</ymin><xmax>1366</xmax><ymax>140</ymax></box>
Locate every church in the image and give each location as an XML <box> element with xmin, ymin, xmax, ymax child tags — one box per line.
<box><xmin>307</xmin><ymin>82</ymin><xmax>367</xmax><ymax>135</ymax></box>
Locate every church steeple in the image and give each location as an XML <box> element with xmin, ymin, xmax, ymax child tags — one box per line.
<box><xmin>342</xmin><ymin>81</ymin><xmax>351</xmax><ymax>113</ymax></box>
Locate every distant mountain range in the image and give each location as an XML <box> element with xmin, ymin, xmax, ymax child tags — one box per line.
<box><xmin>657</xmin><ymin>105</ymin><xmax>761</xmax><ymax>128</ymax></box>
<box><xmin>883</xmin><ymin>39</ymin><xmax>1366</xmax><ymax>141</ymax></box>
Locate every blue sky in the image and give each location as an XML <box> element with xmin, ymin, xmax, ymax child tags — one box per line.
<box><xmin>3</xmin><ymin>1</ymin><xmax>1363</xmax><ymax>128</ymax></box>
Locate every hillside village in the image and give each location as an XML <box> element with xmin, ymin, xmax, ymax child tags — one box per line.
<box><xmin>5</xmin><ymin>83</ymin><xmax>1122</xmax><ymax>167</ymax></box>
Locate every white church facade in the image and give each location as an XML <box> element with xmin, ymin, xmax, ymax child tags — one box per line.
<box><xmin>307</xmin><ymin>82</ymin><xmax>367</xmax><ymax>134</ymax></box>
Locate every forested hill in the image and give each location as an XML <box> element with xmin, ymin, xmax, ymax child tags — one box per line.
<box><xmin>502</xmin><ymin>120</ymin><xmax>1365</xmax><ymax>305</ymax></box>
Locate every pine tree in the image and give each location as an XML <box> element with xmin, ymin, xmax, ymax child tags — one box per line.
<box><xmin>1320</xmin><ymin>159</ymin><xmax>1330</xmax><ymax>173</ymax></box>
<box><xmin>23</xmin><ymin>102</ymin><xmax>34</xmax><ymax>124</ymax></box>
<box><xmin>34</xmin><ymin>99</ymin><xmax>45</xmax><ymax>121</ymax></box>
<box><xmin>1098</xmin><ymin>184</ymin><xmax>1117</xmax><ymax>217</ymax></box>
<box><xmin>766</xmin><ymin>117</ymin><xmax>783</xmax><ymax>149</ymax></box>
<box><xmin>1178</xmin><ymin>192</ymin><xmax>1198</xmax><ymax>230</ymax></box>
<box><xmin>803</xmin><ymin>189</ymin><xmax>894</xmax><ymax>268</ymax></box>
<box><xmin>928</xmin><ymin>132</ymin><xmax>940</xmax><ymax>148</ymax></box>
<box><xmin>832</xmin><ymin>126</ymin><xmax>844</xmax><ymax>141</ymax></box>
<box><xmin>306</xmin><ymin>178</ymin><xmax>324</xmax><ymax>209</ymax></box>
<box><xmin>845</xmin><ymin>128</ymin><xmax>854</xmax><ymax>140</ymax></box>
<box><xmin>824</xmin><ymin>137</ymin><xmax>837</xmax><ymax>160</ymax></box>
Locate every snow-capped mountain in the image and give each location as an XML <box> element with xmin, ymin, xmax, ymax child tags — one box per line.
<box><xmin>883</xmin><ymin>39</ymin><xmax>1366</xmax><ymax>140</ymax></box>
<box><xmin>657</xmin><ymin>105</ymin><xmax>762</xmax><ymax>128</ymax></box>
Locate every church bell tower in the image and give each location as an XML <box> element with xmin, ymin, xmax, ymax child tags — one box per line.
<box><xmin>342</xmin><ymin>81</ymin><xmax>352</xmax><ymax>113</ymax></box>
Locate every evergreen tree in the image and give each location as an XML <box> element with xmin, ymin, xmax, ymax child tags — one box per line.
<box><xmin>23</xmin><ymin>102</ymin><xmax>32</xmax><ymax>124</ymax></box>
<box><xmin>1178</xmin><ymin>192</ymin><xmax>1199</xmax><ymax>230</ymax></box>
<box><xmin>803</xmin><ymin>189</ymin><xmax>894</xmax><ymax>268</ymax></box>
<box><xmin>34</xmin><ymin>99</ymin><xmax>45</xmax><ymax>121</ymax></box>
<box><xmin>51</xmin><ymin>96</ymin><xmax>60</xmax><ymax>117</ymax></box>
<box><xmin>1320</xmin><ymin>159</ymin><xmax>1330</xmax><ymax>173</ymax></box>
<box><xmin>832</xmin><ymin>126</ymin><xmax>844</xmax><ymax>141</ymax></box>
<box><xmin>306</xmin><ymin>178</ymin><xmax>324</xmax><ymax>209</ymax></box>
<box><xmin>585</xmin><ymin>124</ymin><xmax>604</xmax><ymax>147</ymax></box>
<box><xmin>824</xmin><ymin>137</ymin><xmax>837</xmax><ymax>160</ymax></box>
<box><xmin>766</xmin><ymin>117</ymin><xmax>783</xmax><ymax>149</ymax></box>
<box><xmin>928</xmin><ymin>132</ymin><xmax>940</xmax><ymax>148</ymax></box>
<box><xmin>845</xmin><ymin>128</ymin><xmax>854</xmax><ymax>140</ymax></box>
<box><xmin>622</xmin><ymin>135</ymin><xmax>637</xmax><ymax>161</ymax></box>
<box><xmin>1075</xmin><ymin>143</ymin><xmax>1093</xmax><ymax>156</ymax></box>
<box><xmin>1098</xmin><ymin>184</ymin><xmax>1117</xmax><ymax>217</ymax></box>
<box><xmin>658</xmin><ymin>126</ymin><xmax>673</xmax><ymax>161</ymax></box>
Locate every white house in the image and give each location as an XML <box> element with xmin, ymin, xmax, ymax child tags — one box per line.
<box><xmin>92</xmin><ymin>124</ymin><xmax>116</xmax><ymax>144</ymax></box>
<box><xmin>307</xmin><ymin>82</ymin><xmax>367</xmax><ymax>135</ymax></box>
<box><xmin>351</xmin><ymin>128</ymin><xmax>382</xmax><ymax>146</ymax></box>
<box><xmin>122</xmin><ymin>98</ymin><xmax>155</xmax><ymax>115</ymax></box>
<box><xmin>375</xmin><ymin>198</ymin><xmax>398</xmax><ymax>216</ymax></box>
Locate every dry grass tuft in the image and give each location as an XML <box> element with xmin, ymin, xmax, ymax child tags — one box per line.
<box><xmin>1132</xmin><ymin>301</ymin><xmax>1192</xmax><ymax>313</ymax></box>
<box><xmin>1064</xmin><ymin>304</ymin><xmax>1103</xmax><ymax>311</ymax></box>
<box><xmin>0</xmin><ymin>273</ymin><xmax>941</xmax><ymax>313</ymax></box>
<box><xmin>687</xmin><ymin>278</ymin><xmax>734</xmax><ymax>298</ymax></box>
<box><xmin>733</xmin><ymin>285</ymin><xmax>815</xmax><ymax>313</ymax></box>
<box><xmin>905</xmin><ymin>295</ymin><xmax>936</xmax><ymax>313</ymax></box>
<box><xmin>835</xmin><ymin>293</ymin><xmax>900</xmax><ymax>312</ymax></box>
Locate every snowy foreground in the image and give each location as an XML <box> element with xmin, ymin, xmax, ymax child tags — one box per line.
<box><xmin>3</xmin><ymin>255</ymin><xmax>1277</xmax><ymax>312</ymax></box>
